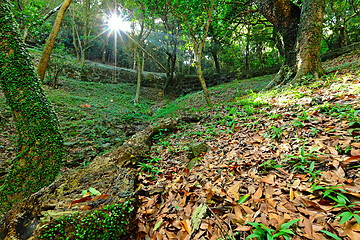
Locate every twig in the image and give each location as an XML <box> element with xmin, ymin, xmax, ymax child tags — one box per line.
<box><xmin>207</xmin><ymin>206</ymin><xmax>229</xmax><ymax>239</ymax></box>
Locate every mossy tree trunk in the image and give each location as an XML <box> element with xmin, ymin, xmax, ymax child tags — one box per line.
<box><xmin>37</xmin><ymin>0</ymin><xmax>72</xmax><ymax>83</ymax></box>
<box><xmin>0</xmin><ymin>1</ymin><xmax>64</xmax><ymax>213</ymax></box>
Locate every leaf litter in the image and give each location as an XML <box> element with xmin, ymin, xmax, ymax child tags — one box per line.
<box><xmin>134</xmin><ymin>53</ymin><xmax>360</xmax><ymax>239</ymax></box>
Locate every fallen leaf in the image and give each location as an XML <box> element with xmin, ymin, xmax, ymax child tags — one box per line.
<box><xmin>290</xmin><ymin>188</ymin><xmax>294</xmax><ymax>201</ymax></box>
<box><xmin>351</xmin><ymin>143</ymin><xmax>360</xmax><ymax>148</ymax></box>
<box><xmin>183</xmin><ymin>219</ymin><xmax>191</xmax><ymax>234</ymax></box>
<box><xmin>253</xmin><ymin>187</ymin><xmax>263</xmax><ymax>200</ymax></box>
<box><xmin>68</xmin><ymin>197</ymin><xmax>92</xmax><ymax>209</ymax></box>
<box><xmin>80</xmin><ymin>205</ymin><xmax>92</xmax><ymax>210</ymax></box>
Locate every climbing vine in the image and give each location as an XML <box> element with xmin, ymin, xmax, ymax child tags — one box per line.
<box><xmin>0</xmin><ymin>1</ymin><xmax>64</xmax><ymax>212</ymax></box>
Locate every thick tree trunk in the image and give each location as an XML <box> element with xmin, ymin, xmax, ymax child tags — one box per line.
<box><xmin>37</xmin><ymin>0</ymin><xmax>72</xmax><ymax>83</ymax></box>
<box><xmin>293</xmin><ymin>0</ymin><xmax>325</xmax><ymax>82</ymax></box>
<box><xmin>0</xmin><ymin>1</ymin><xmax>64</xmax><ymax>213</ymax></box>
<box><xmin>254</xmin><ymin>0</ymin><xmax>301</xmax><ymax>88</ymax></box>
<box><xmin>338</xmin><ymin>24</ymin><xmax>348</xmax><ymax>48</ymax></box>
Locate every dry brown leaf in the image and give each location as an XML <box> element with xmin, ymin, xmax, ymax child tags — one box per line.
<box><xmin>165</xmin><ymin>229</ymin><xmax>177</xmax><ymax>239</ymax></box>
<box><xmin>303</xmin><ymin>217</ymin><xmax>313</xmax><ymax>238</ymax></box>
<box><xmin>173</xmin><ymin>220</ymin><xmax>183</xmax><ymax>230</ymax></box>
<box><xmin>292</xmin><ymin>179</ymin><xmax>301</xmax><ymax>188</ymax></box>
<box><xmin>336</xmin><ymin>167</ymin><xmax>346</xmax><ymax>180</ymax></box>
<box><xmin>227</xmin><ymin>181</ymin><xmax>241</xmax><ymax>200</ymax></box>
<box><xmin>234</xmin><ymin>225</ymin><xmax>251</xmax><ymax>231</ymax></box>
<box><xmin>352</xmin><ymin>149</ymin><xmax>360</xmax><ymax>156</ymax></box>
<box><xmin>290</xmin><ymin>187</ymin><xmax>294</xmax><ymax>201</ymax></box>
<box><xmin>262</xmin><ymin>177</ymin><xmax>275</xmax><ymax>185</ymax></box>
<box><xmin>345</xmin><ymin>222</ymin><xmax>360</xmax><ymax>240</ymax></box>
<box><xmin>351</xmin><ymin>143</ymin><xmax>360</xmax><ymax>148</ymax></box>
<box><xmin>327</xmin><ymin>146</ymin><xmax>339</xmax><ymax>156</ymax></box>
<box><xmin>352</xmin><ymin>223</ymin><xmax>360</xmax><ymax>232</ymax></box>
<box><xmin>176</xmin><ymin>230</ymin><xmax>188</xmax><ymax>240</ymax></box>
<box><xmin>253</xmin><ymin>187</ymin><xmax>263</xmax><ymax>200</ymax></box>
<box><xmin>183</xmin><ymin>219</ymin><xmax>191</xmax><ymax>234</ymax></box>
<box><xmin>241</xmin><ymin>205</ymin><xmax>255</xmax><ymax>216</ymax></box>
<box><xmin>80</xmin><ymin>205</ymin><xmax>92</xmax><ymax>210</ymax></box>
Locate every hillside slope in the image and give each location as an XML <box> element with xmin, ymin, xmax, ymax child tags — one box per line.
<box><xmin>134</xmin><ymin>50</ymin><xmax>360</xmax><ymax>239</ymax></box>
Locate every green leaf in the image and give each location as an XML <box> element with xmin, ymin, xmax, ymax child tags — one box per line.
<box><xmin>338</xmin><ymin>211</ymin><xmax>353</xmax><ymax>224</ymax></box>
<box><xmin>280</xmin><ymin>219</ymin><xmax>300</xmax><ymax>230</ymax></box>
<box><xmin>88</xmin><ymin>187</ymin><xmax>101</xmax><ymax>196</ymax></box>
<box><xmin>319</xmin><ymin>230</ymin><xmax>341</xmax><ymax>240</ymax></box>
<box><xmin>309</xmin><ymin>161</ymin><xmax>315</xmax><ymax>171</ymax></box>
<box><xmin>353</xmin><ymin>213</ymin><xmax>360</xmax><ymax>225</ymax></box>
<box><xmin>246</xmin><ymin>233</ymin><xmax>263</xmax><ymax>240</ymax></box>
<box><xmin>238</xmin><ymin>194</ymin><xmax>250</xmax><ymax>204</ymax></box>
<box><xmin>154</xmin><ymin>219</ymin><xmax>162</xmax><ymax>231</ymax></box>
<box><xmin>81</xmin><ymin>190</ymin><xmax>88</xmax><ymax>196</ymax></box>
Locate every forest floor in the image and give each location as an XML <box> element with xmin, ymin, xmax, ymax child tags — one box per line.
<box><xmin>0</xmin><ymin>49</ymin><xmax>360</xmax><ymax>239</ymax></box>
<box><xmin>131</xmin><ymin>50</ymin><xmax>360</xmax><ymax>240</ymax></box>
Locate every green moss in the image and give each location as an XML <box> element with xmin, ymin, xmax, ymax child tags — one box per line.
<box><xmin>40</xmin><ymin>199</ymin><xmax>135</xmax><ymax>240</ymax></box>
<box><xmin>0</xmin><ymin>0</ymin><xmax>64</xmax><ymax>212</ymax></box>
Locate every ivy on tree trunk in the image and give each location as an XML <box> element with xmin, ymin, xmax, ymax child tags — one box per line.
<box><xmin>0</xmin><ymin>0</ymin><xmax>64</xmax><ymax>213</ymax></box>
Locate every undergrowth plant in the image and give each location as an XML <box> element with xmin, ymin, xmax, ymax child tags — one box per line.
<box><xmin>264</xmin><ymin>125</ymin><xmax>287</xmax><ymax>140</ymax></box>
<box><xmin>284</xmin><ymin>142</ymin><xmax>319</xmax><ymax>172</ymax></box>
<box><xmin>311</xmin><ymin>184</ymin><xmax>360</xmax><ymax>225</ymax></box>
<box><xmin>246</xmin><ymin>219</ymin><xmax>300</xmax><ymax>240</ymax></box>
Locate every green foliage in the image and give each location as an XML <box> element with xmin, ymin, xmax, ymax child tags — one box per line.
<box><xmin>40</xmin><ymin>199</ymin><xmax>135</xmax><ymax>239</ymax></box>
<box><xmin>284</xmin><ymin>142</ymin><xmax>320</xmax><ymax>173</ymax></box>
<box><xmin>246</xmin><ymin>219</ymin><xmax>299</xmax><ymax>240</ymax></box>
<box><xmin>0</xmin><ymin>0</ymin><xmax>64</xmax><ymax>212</ymax></box>
<box><xmin>319</xmin><ymin>230</ymin><xmax>341</xmax><ymax>240</ymax></box>
<box><xmin>138</xmin><ymin>157</ymin><xmax>161</xmax><ymax>181</ymax></box>
<box><xmin>264</xmin><ymin>125</ymin><xmax>286</xmax><ymax>140</ymax></box>
<box><xmin>311</xmin><ymin>184</ymin><xmax>360</xmax><ymax>225</ymax></box>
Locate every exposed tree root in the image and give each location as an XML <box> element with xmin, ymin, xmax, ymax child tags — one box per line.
<box><xmin>0</xmin><ymin>115</ymin><xmax>201</xmax><ymax>240</ymax></box>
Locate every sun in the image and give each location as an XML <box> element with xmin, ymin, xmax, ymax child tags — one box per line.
<box><xmin>107</xmin><ymin>14</ymin><xmax>132</xmax><ymax>32</ymax></box>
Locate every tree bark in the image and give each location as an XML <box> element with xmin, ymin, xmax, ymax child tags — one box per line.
<box><xmin>23</xmin><ymin>1</ymin><xmax>63</xmax><ymax>42</ymax></box>
<box><xmin>194</xmin><ymin>45</ymin><xmax>213</xmax><ymax>108</ymax></box>
<box><xmin>254</xmin><ymin>0</ymin><xmax>301</xmax><ymax>88</ymax></box>
<box><xmin>294</xmin><ymin>0</ymin><xmax>325</xmax><ymax>82</ymax></box>
<box><xmin>163</xmin><ymin>53</ymin><xmax>176</xmax><ymax>93</ymax></box>
<box><xmin>212</xmin><ymin>51</ymin><xmax>221</xmax><ymax>74</ymax></box>
<box><xmin>37</xmin><ymin>0</ymin><xmax>72</xmax><ymax>83</ymax></box>
<box><xmin>135</xmin><ymin>49</ymin><xmax>142</xmax><ymax>104</ymax></box>
<box><xmin>0</xmin><ymin>0</ymin><xmax>64</xmax><ymax>213</ymax></box>
<box><xmin>245</xmin><ymin>25</ymin><xmax>251</xmax><ymax>71</ymax></box>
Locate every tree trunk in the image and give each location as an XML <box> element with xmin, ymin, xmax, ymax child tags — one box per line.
<box><xmin>135</xmin><ymin>50</ymin><xmax>142</xmax><ymax>104</ymax></box>
<box><xmin>254</xmin><ymin>0</ymin><xmax>301</xmax><ymax>88</ymax></box>
<box><xmin>0</xmin><ymin>0</ymin><xmax>64</xmax><ymax>213</ymax></box>
<box><xmin>37</xmin><ymin>0</ymin><xmax>72</xmax><ymax>83</ymax></box>
<box><xmin>163</xmin><ymin>54</ymin><xmax>177</xmax><ymax>93</ymax></box>
<box><xmin>23</xmin><ymin>2</ymin><xmax>63</xmax><ymax>42</ymax></box>
<box><xmin>212</xmin><ymin>51</ymin><xmax>221</xmax><ymax>74</ymax></box>
<box><xmin>194</xmin><ymin>45</ymin><xmax>213</xmax><ymax>108</ymax></box>
<box><xmin>245</xmin><ymin>25</ymin><xmax>251</xmax><ymax>71</ymax></box>
<box><xmin>338</xmin><ymin>24</ymin><xmax>348</xmax><ymax>48</ymax></box>
<box><xmin>293</xmin><ymin>0</ymin><xmax>325</xmax><ymax>82</ymax></box>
